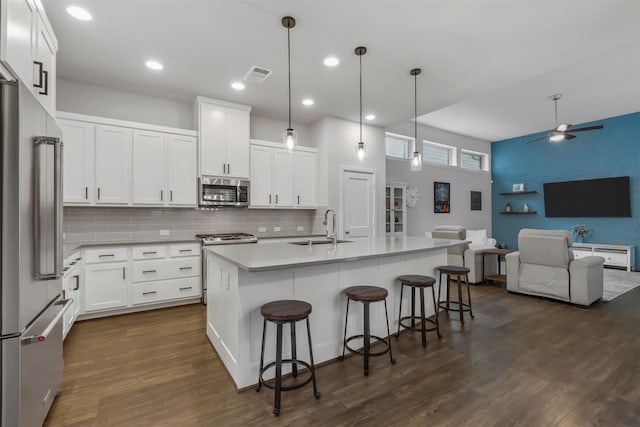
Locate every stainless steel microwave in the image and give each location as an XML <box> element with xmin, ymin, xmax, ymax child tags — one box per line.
<box><xmin>198</xmin><ymin>176</ymin><xmax>250</xmax><ymax>207</ymax></box>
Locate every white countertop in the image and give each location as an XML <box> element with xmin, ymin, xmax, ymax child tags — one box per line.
<box><xmin>205</xmin><ymin>236</ymin><xmax>463</xmax><ymax>271</ymax></box>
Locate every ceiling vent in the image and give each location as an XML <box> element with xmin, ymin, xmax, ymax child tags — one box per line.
<box><xmin>243</xmin><ymin>65</ymin><xmax>273</xmax><ymax>84</ymax></box>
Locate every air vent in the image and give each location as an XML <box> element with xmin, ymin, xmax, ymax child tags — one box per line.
<box><xmin>243</xmin><ymin>65</ymin><xmax>272</xmax><ymax>84</ymax></box>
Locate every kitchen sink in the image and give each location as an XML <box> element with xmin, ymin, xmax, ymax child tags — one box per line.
<box><xmin>289</xmin><ymin>239</ymin><xmax>353</xmax><ymax>246</ymax></box>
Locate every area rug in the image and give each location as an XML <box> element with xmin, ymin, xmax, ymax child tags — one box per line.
<box><xmin>603</xmin><ymin>268</ymin><xmax>640</xmax><ymax>301</ymax></box>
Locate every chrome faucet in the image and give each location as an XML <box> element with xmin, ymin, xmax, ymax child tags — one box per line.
<box><xmin>323</xmin><ymin>209</ymin><xmax>337</xmax><ymax>244</ymax></box>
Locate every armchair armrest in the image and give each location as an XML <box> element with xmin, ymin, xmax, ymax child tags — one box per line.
<box><xmin>569</xmin><ymin>256</ymin><xmax>604</xmax><ymax>306</ymax></box>
<box><xmin>570</xmin><ymin>256</ymin><xmax>604</xmax><ymax>269</ymax></box>
<box><xmin>506</xmin><ymin>251</ymin><xmax>520</xmax><ymax>292</ymax></box>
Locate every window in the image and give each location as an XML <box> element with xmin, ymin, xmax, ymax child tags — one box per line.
<box><xmin>422</xmin><ymin>140</ymin><xmax>456</xmax><ymax>166</ymax></box>
<box><xmin>460</xmin><ymin>149</ymin><xmax>489</xmax><ymax>171</ymax></box>
<box><xmin>385</xmin><ymin>133</ymin><xmax>414</xmax><ymax>159</ymax></box>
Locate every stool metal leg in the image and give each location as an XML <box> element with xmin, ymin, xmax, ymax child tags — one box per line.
<box><xmin>431</xmin><ymin>285</ymin><xmax>441</xmax><ymax>338</ymax></box>
<box><xmin>256</xmin><ymin>318</ymin><xmax>267</xmax><ymax>392</ymax></box>
<box><xmin>273</xmin><ymin>323</ymin><xmax>283</xmax><ymax>416</ymax></box>
<box><xmin>384</xmin><ymin>298</ymin><xmax>396</xmax><ymax>365</ymax></box>
<box><xmin>291</xmin><ymin>322</ymin><xmax>298</xmax><ymax>378</ymax></box>
<box><xmin>419</xmin><ymin>287</ymin><xmax>427</xmax><ymax>347</ymax></box>
<box><xmin>457</xmin><ymin>274</ymin><xmax>464</xmax><ymax>324</ymax></box>
<box><xmin>466</xmin><ymin>274</ymin><xmax>475</xmax><ymax>318</ymax></box>
<box><xmin>305</xmin><ymin>318</ymin><xmax>321</xmax><ymax>399</ymax></box>
<box><xmin>447</xmin><ymin>274</ymin><xmax>451</xmax><ymax>310</ymax></box>
<box><xmin>341</xmin><ymin>298</ymin><xmax>350</xmax><ymax>361</ymax></box>
<box><xmin>363</xmin><ymin>302</ymin><xmax>371</xmax><ymax>376</ymax></box>
<box><xmin>438</xmin><ymin>272</ymin><xmax>443</xmax><ymax>308</ymax></box>
<box><xmin>396</xmin><ymin>282</ymin><xmax>404</xmax><ymax>338</ymax></box>
<box><xmin>410</xmin><ymin>286</ymin><xmax>416</xmax><ymax>328</ymax></box>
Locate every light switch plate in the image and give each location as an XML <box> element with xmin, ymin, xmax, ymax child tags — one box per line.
<box><xmin>297</xmin><ymin>226</ymin><xmax>304</xmax><ymax>231</ymax></box>
<box><xmin>159</xmin><ymin>230</ymin><xmax>170</xmax><ymax>236</ymax></box>
<box><xmin>274</xmin><ymin>227</ymin><xmax>281</xmax><ymax>232</ymax></box>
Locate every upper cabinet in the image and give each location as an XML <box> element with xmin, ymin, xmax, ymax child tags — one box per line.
<box><xmin>0</xmin><ymin>0</ymin><xmax>58</xmax><ymax>116</ymax></box>
<box><xmin>249</xmin><ymin>140</ymin><xmax>318</xmax><ymax>209</ymax></box>
<box><xmin>59</xmin><ymin>112</ymin><xmax>197</xmax><ymax>208</ymax></box>
<box><xmin>195</xmin><ymin>97</ymin><xmax>251</xmax><ymax>179</ymax></box>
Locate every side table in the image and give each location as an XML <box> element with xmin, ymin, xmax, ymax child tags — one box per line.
<box><xmin>481</xmin><ymin>248</ymin><xmax>514</xmax><ymax>286</ymax></box>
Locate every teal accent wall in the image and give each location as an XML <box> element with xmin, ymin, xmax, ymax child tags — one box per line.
<box><xmin>491</xmin><ymin>112</ymin><xmax>640</xmax><ymax>268</ymax></box>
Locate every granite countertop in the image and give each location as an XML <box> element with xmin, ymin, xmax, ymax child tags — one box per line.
<box><xmin>206</xmin><ymin>236</ymin><xmax>464</xmax><ymax>272</ymax></box>
<box><xmin>63</xmin><ymin>237</ymin><xmax>200</xmax><ymax>259</ymax></box>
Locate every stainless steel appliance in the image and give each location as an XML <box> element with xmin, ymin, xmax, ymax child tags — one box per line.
<box><xmin>197</xmin><ymin>232</ymin><xmax>258</xmax><ymax>304</ymax></box>
<box><xmin>198</xmin><ymin>176</ymin><xmax>249</xmax><ymax>208</ymax></box>
<box><xmin>1</xmin><ymin>80</ymin><xmax>71</xmax><ymax>427</ymax></box>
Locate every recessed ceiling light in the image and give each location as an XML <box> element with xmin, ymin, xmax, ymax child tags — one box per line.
<box><xmin>66</xmin><ymin>6</ymin><xmax>92</xmax><ymax>21</ymax></box>
<box><xmin>302</xmin><ymin>98</ymin><xmax>314</xmax><ymax>106</ymax></box>
<box><xmin>231</xmin><ymin>82</ymin><xmax>245</xmax><ymax>90</ymax></box>
<box><xmin>145</xmin><ymin>60</ymin><xmax>163</xmax><ymax>71</ymax></box>
<box><xmin>365</xmin><ymin>114</ymin><xmax>376</xmax><ymax>121</ymax></box>
<box><xmin>323</xmin><ymin>56</ymin><xmax>339</xmax><ymax>67</ymax></box>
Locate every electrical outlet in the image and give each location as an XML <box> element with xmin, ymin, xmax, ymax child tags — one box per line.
<box><xmin>258</xmin><ymin>227</ymin><xmax>266</xmax><ymax>232</ymax></box>
<box><xmin>159</xmin><ymin>230</ymin><xmax>170</xmax><ymax>236</ymax></box>
<box><xmin>274</xmin><ymin>226</ymin><xmax>281</xmax><ymax>232</ymax></box>
<box><xmin>297</xmin><ymin>226</ymin><xmax>304</xmax><ymax>231</ymax></box>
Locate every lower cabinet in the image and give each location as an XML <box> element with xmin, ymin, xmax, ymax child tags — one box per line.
<box><xmin>62</xmin><ymin>251</ymin><xmax>83</xmax><ymax>339</ymax></box>
<box><xmin>84</xmin><ymin>262</ymin><xmax>129</xmax><ymax>312</ymax></box>
<box><xmin>131</xmin><ymin>277</ymin><xmax>200</xmax><ymax>306</ymax></box>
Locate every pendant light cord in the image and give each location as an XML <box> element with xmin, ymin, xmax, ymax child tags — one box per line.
<box><xmin>287</xmin><ymin>27</ymin><xmax>292</xmax><ymax>129</ymax></box>
<box><xmin>359</xmin><ymin>53</ymin><xmax>363</xmax><ymax>143</ymax></box>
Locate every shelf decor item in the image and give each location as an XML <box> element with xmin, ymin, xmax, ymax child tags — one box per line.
<box><xmin>406</xmin><ymin>185</ymin><xmax>419</xmax><ymax>208</ymax></box>
<box><xmin>434</xmin><ymin>182</ymin><xmax>450</xmax><ymax>213</ymax></box>
<box><xmin>523</xmin><ymin>202</ymin><xmax>530</xmax><ymax>213</ymax></box>
<box><xmin>512</xmin><ymin>183</ymin><xmax>525</xmax><ymax>192</ymax></box>
<box><xmin>505</xmin><ymin>203</ymin><xmax>512</xmax><ymax>212</ymax></box>
<box><xmin>570</xmin><ymin>224</ymin><xmax>592</xmax><ymax>243</ymax></box>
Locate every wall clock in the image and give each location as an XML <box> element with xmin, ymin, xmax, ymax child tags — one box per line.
<box><xmin>406</xmin><ymin>185</ymin><xmax>420</xmax><ymax>208</ymax></box>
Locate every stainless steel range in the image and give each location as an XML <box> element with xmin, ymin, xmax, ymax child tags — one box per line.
<box><xmin>197</xmin><ymin>232</ymin><xmax>258</xmax><ymax>304</ymax></box>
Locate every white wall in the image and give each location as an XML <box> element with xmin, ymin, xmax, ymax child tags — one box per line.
<box><xmin>250</xmin><ymin>115</ymin><xmax>312</xmax><ymax>147</ymax></box>
<box><xmin>311</xmin><ymin>117</ymin><xmax>386</xmax><ymax>237</ymax></box>
<box><xmin>385</xmin><ymin>121</ymin><xmax>493</xmax><ymax>237</ymax></box>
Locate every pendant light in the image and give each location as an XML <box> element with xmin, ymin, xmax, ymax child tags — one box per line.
<box><xmin>282</xmin><ymin>16</ymin><xmax>297</xmax><ymax>151</ymax></box>
<box><xmin>355</xmin><ymin>46</ymin><xmax>367</xmax><ymax>161</ymax></box>
<box><xmin>410</xmin><ymin>68</ymin><xmax>422</xmax><ymax>171</ymax></box>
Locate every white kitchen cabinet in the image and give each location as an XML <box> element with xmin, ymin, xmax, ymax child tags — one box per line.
<box><xmin>385</xmin><ymin>184</ymin><xmax>406</xmax><ymax>236</ymax></box>
<box><xmin>166</xmin><ymin>135</ymin><xmax>197</xmax><ymax>206</ymax></box>
<box><xmin>33</xmin><ymin>11</ymin><xmax>56</xmax><ymax>117</ymax></box>
<box><xmin>60</xmin><ymin>119</ymin><xmax>95</xmax><ymax>204</ymax></box>
<box><xmin>250</xmin><ymin>140</ymin><xmax>318</xmax><ymax>209</ymax></box>
<box><xmin>133</xmin><ymin>130</ymin><xmax>166</xmax><ymax>205</ymax></box>
<box><xmin>62</xmin><ymin>252</ymin><xmax>83</xmax><ymax>339</ymax></box>
<box><xmin>196</xmin><ymin>97</ymin><xmax>251</xmax><ymax>179</ymax></box>
<box><xmin>293</xmin><ymin>150</ymin><xmax>317</xmax><ymax>207</ymax></box>
<box><xmin>84</xmin><ymin>262</ymin><xmax>128</xmax><ymax>312</ymax></box>
<box><xmin>95</xmin><ymin>124</ymin><xmax>132</xmax><ymax>205</ymax></box>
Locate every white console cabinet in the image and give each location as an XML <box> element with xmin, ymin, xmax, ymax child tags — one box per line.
<box><xmin>572</xmin><ymin>243</ymin><xmax>635</xmax><ymax>272</ymax></box>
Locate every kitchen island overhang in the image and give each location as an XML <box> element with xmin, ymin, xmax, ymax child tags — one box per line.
<box><xmin>204</xmin><ymin>237</ymin><xmax>463</xmax><ymax>389</ymax></box>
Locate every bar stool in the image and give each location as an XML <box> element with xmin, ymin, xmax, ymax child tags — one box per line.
<box><xmin>341</xmin><ymin>286</ymin><xmax>395</xmax><ymax>376</ymax></box>
<box><xmin>396</xmin><ymin>275</ymin><xmax>441</xmax><ymax>347</ymax></box>
<box><xmin>436</xmin><ymin>266</ymin><xmax>474</xmax><ymax>324</ymax></box>
<box><xmin>256</xmin><ymin>300</ymin><xmax>320</xmax><ymax>416</ymax></box>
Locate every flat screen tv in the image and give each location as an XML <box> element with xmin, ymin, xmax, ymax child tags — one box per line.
<box><xmin>543</xmin><ymin>176</ymin><xmax>631</xmax><ymax>217</ymax></box>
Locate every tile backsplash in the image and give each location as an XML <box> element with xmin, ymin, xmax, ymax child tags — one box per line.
<box><xmin>64</xmin><ymin>207</ymin><xmax>326</xmax><ymax>243</ymax></box>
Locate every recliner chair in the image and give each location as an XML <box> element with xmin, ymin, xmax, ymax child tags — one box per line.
<box><xmin>505</xmin><ymin>229</ymin><xmax>604</xmax><ymax>306</ymax></box>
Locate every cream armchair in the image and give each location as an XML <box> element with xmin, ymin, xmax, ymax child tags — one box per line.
<box><xmin>506</xmin><ymin>229</ymin><xmax>604</xmax><ymax>306</ymax></box>
<box><xmin>429</xmin><ymin>226</ymin><xmax>497</xmax><ymax>283</ymax></box>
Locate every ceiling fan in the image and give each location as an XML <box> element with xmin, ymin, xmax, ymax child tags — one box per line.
<box><xmin>527</xmin><ymin>94</ymin><xmax>604</xmax><ymax>144</ymax></box>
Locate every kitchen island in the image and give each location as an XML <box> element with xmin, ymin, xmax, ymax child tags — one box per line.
<box><xmin>204</xmin><ymin>236</ymin><xmax>462</xmax><ymax>389</ymax></box>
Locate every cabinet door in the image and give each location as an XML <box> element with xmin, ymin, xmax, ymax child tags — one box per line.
<box><xmin>166</xmin><ymin>135</ymin><xmax>197</xmax><ymax>206</ymax></box>
<box><xmin>34</xmin><ymin>12</ymin><xmax>56</xmax><ymax>117</ymax></box>
<box><xmin>95</xmin><ymin>125</ymin><xmax>132</xmax><ymax>204</ymax></box>
<box><xmin>132</xmin><ymin>130</ymin><xmax>166</xmax><ymax>205</ymax></box>
<box><xmin>225</xmin><ymin>108</ymin><xmax>250</xmax><ymax>179</ymax></box>
<box><xmin>60</xmin><ymin>119</ymin><xmax>94</xmax><ymax>204</ymax></box>
<box><xmin>273</xmin><ymin>148</ymin><xmax>294</xmax><ymax>207</ymax></box>
<box><xmin>249</xmin><ymin>145</ymin><xmax>273</xmax><ymax>207</ymax></box>
<box><xmin>84</xmin><ymin>262</ymin><xmax>128</xmax><ymax>312</ymax></box>
<box><xmin>199</xmin><ymin>103</ymin><xmax>226</xmax><ymax>176</ymax></box>
<box><xmin>293</xmin><ymin>151</ymin><xmax>317</xmax><ymax>207</ymax></box>
<box><xmin>1</xmin><ymin>0</ymin><xmax>36</xmax><ymax>86</ymax></box>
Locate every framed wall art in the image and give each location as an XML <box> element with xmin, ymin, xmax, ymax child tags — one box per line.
<box><xmin>434</xmin><ymin>182</ymin><xmax>450</xmax><ymax>213</ymax></box>
<box><xmin>470</xmin><ymin>191</ymin><xmax>482</xmax><ymax>211</ymax></box>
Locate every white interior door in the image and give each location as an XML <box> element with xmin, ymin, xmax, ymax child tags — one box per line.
<box><xmin>342</xmin><ymin>170</ymin><xmax>375</xmax><ymax>239</ymax></box>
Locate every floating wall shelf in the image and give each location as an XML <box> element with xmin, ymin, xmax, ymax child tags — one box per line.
<box><xmin>500</xmin><ymin>211</ymin><xmax>537</xmax><ymax>215</ymax></box>
<box><xmin>499</xmin><ymin>191</ymin><xmax>538</xmax><ymax>196</ymax></box>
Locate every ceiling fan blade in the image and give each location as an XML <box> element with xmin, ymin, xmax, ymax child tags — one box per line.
<box><xmin>526</xmin><ymin>134</ymin><xmax>550</xmax><ymax>144</ymax></box>
<box><xmin>567</xmin><ymin>125</ymin><xmax>604</xmax><ymax>132</ymax></box>
<box><xmin>564</xmin><ymin>133</ymin><xmax>576</xmax><ymax>140</ymax></box>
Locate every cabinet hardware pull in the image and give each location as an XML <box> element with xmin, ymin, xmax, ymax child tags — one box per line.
<box><xmin>143</xmin><ymin>291</ymin><xmax>157</xmax><ymax>295</ymax></box>
<box><xmin>73</xmin><ymin>275</ymin><xmax>80</xmax><ymax>291</ymax></box>
<box><xmin>179</xmin><ymin>249</ymin><xmax>192</xmax><ymax>253</ymax></box>
<box><xmin>69</xmin><ymin>261</ymin><xmax>76</xmax><ymax>266</ymax></box>
<box><xmin>170</xmin><ymin>190</ymin><xmax>173</xmax><ymax>202</ymax></box>
<box><xmin>75</xmin><ymin>257</ymin><xmax>82</xmax><ymax>261</ymax></box>
<box><xmin>180</xmin><ymin>266</ymin><xmax>192</xmax><ymax>270</ymax></box>
<box><xmin>269</xmin><ymin>194</ymin><xmax>272</xmax><ymax>204</ymax></box>
<box><xmin>39</xmin><ymin>70</ymin><xmax>49</xmax><ymax>95</ymax></box>
<box><xmin>33</xmin><ymin>61</ymin><xmax>44</xmax><ymax>88</ymax></box>
<box><xmin>142</xmin><ymin>251</ymin><xmax>157</xmax><ymax>255</ymax></box>
<box><xmin>223</xmin><ymin>162</ymin><xmax>226</xmax><ymax>174</ymax></box>
<box><xmin>122</xmin><ymin>267</ymin><xmax>126</xmax><ymax>279</ymax></box>
<box><xmin>179</xmin><ymin>286</ymin><xmax>192</xmax><ymax>291</ymax></box>
<box><xmin>227</xmin><ymin>163</ymin><xmax>230</xmax><ymax>175</ymax></box>
<box><xmin>160</xmin><ymin>190</ymin><xmax>163</xmax><ymax>201</ymax></box>
<box><xmin>142</xmin><ymin>269</ymin><xmax>157</xmax><ymax>274</ymax></box>
<box><xmin>276</xmin><ymin>194</ymin><xmax>279</xmax><ymax>204</ymax></box>
<box><xmin>85</xmin><ymin>187</ymin><xmax>88</xmax><ymax>199</ymax></box>
<box><xmin>298</xmin><ymin>195</ymin><xmax>300</xmax><ymax>205</ymax></box>
<box><xmin>97</xmin><ymin>187</ymin><xmax>101</xmax><ymax>200</ymax></box>
<box><xmin>99</xmin><ymin>254</ymin><xmax>115</xmax><ymax>257</ymax></box>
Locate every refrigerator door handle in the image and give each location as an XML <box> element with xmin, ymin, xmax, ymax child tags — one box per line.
<box><xmin>22</xmin><ymin>299</ymin><xmax>72</xmax><ymax>345</ymax></box>
<box><xmin>34</xmin><ymin>136</ymin><xmax>64</xmax><ymax>279</ymax></box>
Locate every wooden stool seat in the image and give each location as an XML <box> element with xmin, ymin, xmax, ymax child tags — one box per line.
<box><xmin>436</xmin><ymin>265</ymin><xmax>470</xmax><ymax>275</ymax></box>
<box><xmin>261</xmin><ymin>300</ymin><xmax>312</xmax><ymax>322</ymax></box>
<box><xmin>397</xmin><ymin>275</ymin><xmax>436</xmax><ymax>287</ymax></box>
<box><xmin>344</xmin><ymin>285</ymin><xmax>388</xmax><ymax>302</ymax></box>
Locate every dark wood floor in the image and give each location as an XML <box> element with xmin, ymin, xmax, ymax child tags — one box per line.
<box><xmin>45</xmin><ymin>285</ymin><xmax>640</xmax><ymax>426</ymax></box>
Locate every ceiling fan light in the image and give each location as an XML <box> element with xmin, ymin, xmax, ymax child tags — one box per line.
<box><xmin>557</xmin><ymin>124</ymin><xmax>570</xmax><ymax>132</ymax></box>
<box><xmin>550</xmin><ymin>132</ymin><xmax>565</xmax><ymax>142</ymax></box>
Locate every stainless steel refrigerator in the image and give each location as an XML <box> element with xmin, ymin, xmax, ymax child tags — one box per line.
<box><xmin>0</xmin><ymin>79</ymin><xmax>71</xmax><ymax>426</ymax></box>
